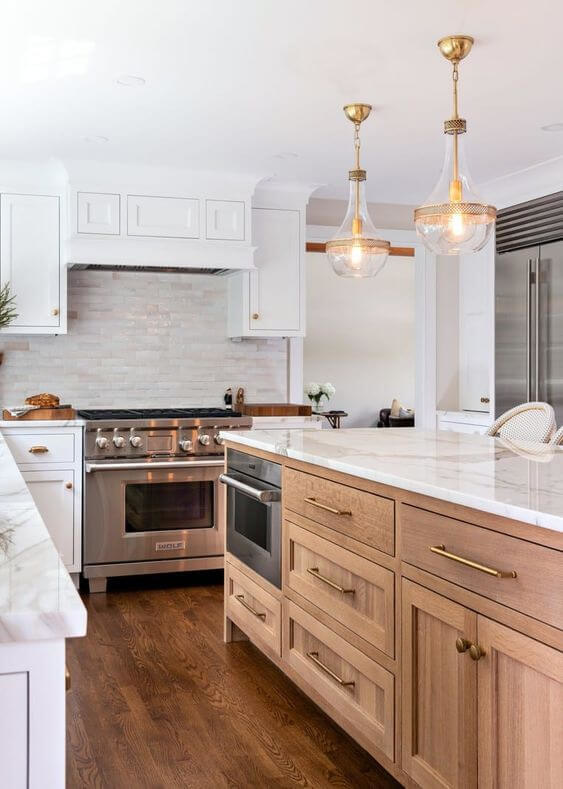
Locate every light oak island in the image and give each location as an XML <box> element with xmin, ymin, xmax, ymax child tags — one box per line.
<box><xmin>221</xmin><ymin>427</ymin><xmax>563</xmax><ymax>789</ymax></box>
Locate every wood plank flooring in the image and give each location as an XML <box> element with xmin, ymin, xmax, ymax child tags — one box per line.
<box><xmin>66</xmin><ymin>572</ymin><xmax>401</xmax><ymax>788</ymax></box>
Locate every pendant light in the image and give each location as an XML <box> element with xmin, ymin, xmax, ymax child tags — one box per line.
<box><xmin>326</xmin><ymin>104</ymin><xmax>390</xmax><ymax>277</ymax></box>
<box><xmin>414</xmin><ymin>35</ymin><xmax>496</xmax><ymax>255</ymax></box>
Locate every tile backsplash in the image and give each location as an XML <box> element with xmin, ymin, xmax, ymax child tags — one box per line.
<box><xmin>0</xmin><ymin>270</ymin><xmax>288</xmax><ymax>408</ymax></box>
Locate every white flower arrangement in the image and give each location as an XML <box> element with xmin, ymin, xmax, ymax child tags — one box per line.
<box><xmin>304</xmin><ymin>382</ymin><xmax>335</xmax><ymax>410</ymax></box>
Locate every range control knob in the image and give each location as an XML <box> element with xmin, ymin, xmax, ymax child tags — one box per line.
<box><xmin>179</xmin><ymin>439</ymin><xmax>193</xmax><ymax>452</ymax></box>
<box><xmin>112</xmin><ymin>429</ymin><xmax>126</xmax><ymax>448</ymax></box>
<box><xmin>214</xmin><ymin>433</ymin><xmax>225</xmax><ymax>446</ymax></box>
<box><xmin>129</xmin><ymin>434</ymin><xmax>143</xmax><ymax>448</ymax></box>
<box><xmin>95</xmin><ymin>431</ymin><xmax>109</xmax><ymax>450</ymax></box>
<box><xmin>199</xmin><ymin>434</ymin><xmax>211</xmax><ymax>446</ymax></box>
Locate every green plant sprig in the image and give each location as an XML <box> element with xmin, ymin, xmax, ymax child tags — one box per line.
<box><xmin>0</xmin><ymin>282</ymin><xmax>18</xmax><ymax>328</ymax></box>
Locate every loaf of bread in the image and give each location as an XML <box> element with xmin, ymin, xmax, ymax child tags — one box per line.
<box><xmin>25</xmin><ymin>393</ymin><xmax>60</xmax><ymax>408</ymax></box>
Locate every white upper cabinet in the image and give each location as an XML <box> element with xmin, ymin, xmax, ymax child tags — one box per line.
<box><xmin>228</xmin><ymin>193</ymin><xmax>307</xmax><ymax>338</ymax></box>
<box><xmin>0</xmin><ymin>193</ymin><xmax>63</xmax><ymax>334</ymax></box>
<box><xmin>206</xmin><ymin>200</ymin><xmax>245</xmax><ymax>240</ymax></box>
<box><xmin>459</xmin><ymin>240</ymin><xmax>494</xmax><ymax>412</ymax></box>
<box><xmin>127</xmin><ymin>195</ymin><xmax>200</xmax><ymax>238</ymax></box>
<box><xmin>77</xmin><ymin>192</ymin><xmax>120</xmax><ymax>235</ymax></box>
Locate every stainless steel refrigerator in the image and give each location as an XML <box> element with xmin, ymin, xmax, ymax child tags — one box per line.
<box><xmin>495</xmin><ymin>192</ymin><xmax>563</xmax><ymax>421</ymax></box>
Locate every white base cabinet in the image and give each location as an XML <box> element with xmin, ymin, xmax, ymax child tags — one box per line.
<box><xmin>0</xmin><ymin>193</ymin><xmax>65</xmax><ymax>334</ymax></box>
<box><xmin>0</xmin><ymin>639</ymin><xmax>66</xmax><ymax>789</ymax></box>
<box><xmin>2</xmin><ymin>426</ymin><xmax>82</xmax><ymax>574</ymax></box>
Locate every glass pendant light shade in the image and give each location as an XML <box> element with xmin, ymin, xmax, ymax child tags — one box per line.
<box><xmin>415</xmin><ymin>130</ymin><xmax>496</xmax><ymax>255</ymax></box>
<box><xmin>326</xmin><ymin>177</ymin><xmax>390</xmax><ymax>277</ymax></box>
<box><xmin>327</xmin><ymin>103</ymin><xmax>390</xmax><ymax>278</ymax></box>
<box><xmin>414</xmin><ymin>35</ymin><xmax>496</xmax><ymax>256</ymax></box>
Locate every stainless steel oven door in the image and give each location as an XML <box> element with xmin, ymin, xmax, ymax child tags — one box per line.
<box><xmin>221</xmin><ymin>469</ymin><xmax>282</xmax><ymax>588</ymax></box>
<box><xmin>84</xmin><ymin>459</ymin><xmax>225</xmax><ymax>565</ymax></box>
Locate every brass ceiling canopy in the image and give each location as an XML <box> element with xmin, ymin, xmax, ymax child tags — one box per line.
<box><xmin>343</xmin><ymin>103</ymin><xmax>372</xmax><ymax>124</ymax></box>
<box><xmin>413</xmin><ymin>33</ymin><xmax>496</xmax><ymax>256</ymax></box>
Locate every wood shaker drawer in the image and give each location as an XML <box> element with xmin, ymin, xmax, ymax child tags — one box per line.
<box><xmin>284</xmin><ymin>600</ymin><xmax>395</xmax><ymax>761</ymax></box>
<box><xmin>225</xmin><ymin>562</ymin><xmax>281</xmax><ymax>657</ymax></box>
<box><xmin>401</xmin><ymin>504</ymin><xmax>563</xmax><ymax>628</ymax></box>
<box><xmin>3</xmin><ymin>432</ymin><xmax>75</xmax><ymax>464</ymax></box>
<box><xmin>284</xmin><ymin>468</ymin><xmax>395</xmax><ymax>555</ymax></box>
<box><xmin>285</xmin><ymin>521</ymin><xmax>394</xmax><ymax>657</ymax></box>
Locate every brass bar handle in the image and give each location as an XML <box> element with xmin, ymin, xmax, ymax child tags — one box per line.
<box><xmin>304</xmin><ymin>497</ymin><xmax>352</xmax><ymax>516</ymax></box>
<box><xmin>306</xmin><ymin>651</ymin><xmax>355</xmax><ymax>688</ymax></box>
<box><xmin>235</xmin><ymin>594</ymin><xmax>266</xmax><ymax>620</ymax></box>
<box><xmin>65</xmin><ymin>665</ymin><xmax>71</xmax><ymax>691</ymax></box>
<box><xmin>29</xmin><ymin>445</ymin><xmax>49</xmax><ymax>454</ymax></box>
<box><xmin>307</xmin><ymin>567</ymin><xmax>355</xmax><ymax>595</ymax></box>
<box><xmin>429</xmin><ymin>544</ymin><xmax>517</xmax><ymax>579</ymax></box>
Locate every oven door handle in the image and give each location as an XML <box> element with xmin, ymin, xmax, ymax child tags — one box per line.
<box><xmin>85</xmin><ymin>460</ymin><xmax>225</xmax><ymax>472</ymax></box>
<box><xmin>218</xmin><ymin>473</ymin><xmax>281</xmax><ymax>502</ymax></box>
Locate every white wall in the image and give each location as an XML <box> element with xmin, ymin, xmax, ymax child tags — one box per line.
<box><xmin>303</xmin><ymin>251</ymin><xmax>415</xmax><ymax>427</ymax></box>
<box><xmin>307</xmin><ymin>198</ymin><xmax>415</xmax><ymax>230</ymax></box>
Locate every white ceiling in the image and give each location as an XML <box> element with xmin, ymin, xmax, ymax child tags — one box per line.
<box><xmin>1</xmin><ymin>1</ymin><xmax>562</xmax><ymax>203</ymax></box>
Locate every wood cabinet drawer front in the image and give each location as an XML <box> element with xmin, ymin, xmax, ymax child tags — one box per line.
<box><xmin>285</xmin><ymin>521</ymin><xmax>394</xmax><ymax>657</ymax></box>
<box><xmin>284</xmin><ymin>600</ymin><xmax>394</xmax><ymax>761</ymax></box>
<box><xmin>284</xmin><ymin>468</ymin><xmax>395</xmax><ymax>555</ymax></box>
<box><xmin>401</xmin><ymin>504</ymin><xmax>563</xmax><ymax>628</ymax></box>
<box><xmin>225</xmin><ymin>563</ymin><xmax>281</xmax><ymax>656</ymax></box>
<box><xmin>4</xmin><ymin>433</ymin><xmax>75</xmax><ymax>465</ymax></box>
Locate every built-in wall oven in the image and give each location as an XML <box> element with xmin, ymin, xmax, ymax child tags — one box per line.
<box><xmin>221</xmin><ymin>449</ymin><xmax>282</xmax><ymax>588</ymax></box>
<box><xmin>80</xmin><ymin>408</ymin><xmax>251</xmax><ymax>592</ymax></box>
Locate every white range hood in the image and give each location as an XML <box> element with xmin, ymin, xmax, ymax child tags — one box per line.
<box><xmin>65</xmin><ymin>160</ymin><xmax>262</xmax><ymax>274</ymax></box>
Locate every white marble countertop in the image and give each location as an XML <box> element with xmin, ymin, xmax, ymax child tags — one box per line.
<box><xmin>222</xmin><ymin>427</ymin><xmax>563</xmax><ymax>534</ymax></box>
<box><xmin>0</xmin><ymin>418</ymin><xmax>85</xmax><ymax>428</ymax></box>
<box><xmin>0</xmin><ymin>433</ymin><xmax>87</xmax><ymax>643</ymax></box>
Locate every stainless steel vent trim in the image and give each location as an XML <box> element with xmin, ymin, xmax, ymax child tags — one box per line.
<box><xmin>70</xmin><ymin>263</ymin><xmax>231</xmax><ymax>275</ymax></box>
<box><xmin>496</xmin><ymin>191</ymin><xmax>563</xmax><ymax>253</ymax></box>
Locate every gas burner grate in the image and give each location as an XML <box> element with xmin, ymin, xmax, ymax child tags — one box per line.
<box><xmin>78</xmin><ymin>407</ymin><xmax>243</xmax><ymax>420</ymax></box>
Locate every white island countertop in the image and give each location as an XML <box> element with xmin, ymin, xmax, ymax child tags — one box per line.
<box><xmin>0</xmin><ymin>432</ymin><xmax>87</xmax><ymax>643</ymax></box>
<box><xmin>222</xmin><ymin>427</ymin><xmax>563</xmax><ymax>535</ymax></box>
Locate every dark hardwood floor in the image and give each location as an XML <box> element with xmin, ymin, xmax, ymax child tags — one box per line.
<box><xmin>67</xmin><ymin>572</ymin><xmax>401</xmax><ymax>788</ymax></box>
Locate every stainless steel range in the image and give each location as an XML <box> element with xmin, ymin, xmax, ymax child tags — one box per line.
<box><xmin>79</xmin><ymin>408</ymin><xmax>251</xmax><ymax>592</ymax></box>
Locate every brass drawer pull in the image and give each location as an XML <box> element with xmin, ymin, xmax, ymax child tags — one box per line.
<box><xmin>429</xmin><ymin>544</ymin><xmax>517</xmax><ymax>578</ymax></box>
<box><xmin>65</xmin><ymin>665</ymin><xmax>71</xmax><ymax>691</ymax></box>
<box><xmin>307</xmin><ymin>567</ymin><xmax>355</xmax><ymax>594</ymax></box>
<box><xmin>480</xmin><ymin>396</ymin><xmax>490</xmax><ymax>404</ymax></box>
<box><xmin>304</xmin><ymin>497</ymin><xmax>352</xmax><ymax>516</ymax></box>
<box><xmin>235</xmin><ymin>594</ymin><xmax>266</xmax><ymax>620</ymax></box>
<box><xmin>306</xmin><ymin>651</ymin><xmax>355</xmax><ymax>688</ymax></box>
<box><xmin>28</xmin><ymin>445</ymin><xmax>49</xmax><ymax>454</ymax></box>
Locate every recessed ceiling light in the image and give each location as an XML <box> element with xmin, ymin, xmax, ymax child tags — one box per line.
<box><xmin>541</xmin><ymin>122</ymin><xmax>563</xmax><ymax>132</ymax></box>
<box><xmin>82</xmin><ymin>135</ymin><xmax>109</xmax><ymax>144</ymax></box>
<box><xmin>116</xmin><ymin>74</ymin><xmax>146</xmax><ymax>87</ymax></box>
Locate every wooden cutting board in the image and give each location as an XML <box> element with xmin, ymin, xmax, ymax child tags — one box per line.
<box><xmin>2</xmin><ymin>406</ymin><xmax>77</xmax><ymax>421</ymax></box>
<box><xmin>239</xmin><ymin>403</ymin><xmax>312</xmax><ymax>417</ymax></box>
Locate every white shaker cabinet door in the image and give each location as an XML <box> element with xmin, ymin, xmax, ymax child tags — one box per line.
<box><xmin>127</xmin><ymin>195</ymin><xmax>200</xmax><ymax>238</ymax></box>
<box><xmin>77</xmin><ymin>191</ymin><xmax>120</xmax><ymax>234</ymax></box>
<box><xmin>0</xmin><ymin>672</ymin><xmax>28</xmax><ymax>789</ymax></box>
<box><xmin>22</xmin><ymin>469</ymin><xmax>75</xmax><ymax>568</ymax></box>
<box><xmin>250</xmin><ymin>207</ymin><xmax>301</xmax><ymax>333</ymax></box>
<box><xmin>206</xmin><ymin>199</ymin><xmax>245</xmax><ymax>240</ymax></box>
<box><xmin>0</xmin><ymin>193</ymin><xmax>60</xmax><ymax>329</ymax></box>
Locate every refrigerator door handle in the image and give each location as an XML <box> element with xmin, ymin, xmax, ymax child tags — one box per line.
<box><xmin>527</xmin><ymin>259</ymin><xmax>533</xmax><ymax>402</ymax></box>
<box><xmin>535</xmin><ymin>257</ymin><xmax>540</xmax><ymax>401</ymax></box>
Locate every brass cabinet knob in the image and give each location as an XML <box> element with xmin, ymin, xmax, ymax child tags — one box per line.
<box><xmin>455</xmin><ymin>637</ymin><xmax>471</xmax><ymax>654</ymax></box>
<box><xmin>52</xmin><ymin>307</ymin><xmax>60</xmax><ymax>316</ymax></box>
<box><xmin>469</xmin><ymin>644</ymin><xmax>485</xmax><ymax>661</ymax></box>
<box><xmin>480</xmin><ymin>396</ymin><xmax>490</xmax><ymax>404</ymax></box>
<box><xmin>65</xmin><ymin>481</ymin><xmax>73</xmax><ymax>489</ymax></box>
<box><xmin>252</xmin><ymin>313</ymin><xmax>259</xmax><ymax>320</ymax></box>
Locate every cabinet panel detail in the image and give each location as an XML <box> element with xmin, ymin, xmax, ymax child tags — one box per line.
<box><xmin>0</xmin><ymin>671</ymin><xmax>28</xmax><ymax>789</ymax></box>
<box><xmin>127</xmin><ymin>195</ymin><xmax>199</xmax><ymax>238</ymax></box>
<box><xmin>77</xmin><ymin>192</ymin><xmax>120</xmax><ymax>235</ymax></box>
<box><xmin>206</xmin><ymin>199</ymin><xmax>245</xmax><ymax>240</ymax></box>
<box><xmin>22</xmin><ymin>469</ymin><xmax>75</xmax><ymax>567</ymax></box>
<box><xmin>225</xmin><ymin>561</ymin><xmax>281</xmax><ymax>656</ymax></box>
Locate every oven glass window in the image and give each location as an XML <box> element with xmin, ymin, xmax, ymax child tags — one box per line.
<box><xmin>125</xmin><ymin>481</ymin><xmax>214</xmax><ymax>533</ymax></box>
<box><xmin>233</xmin><ymin>490</ymin><xmax>270</xmax><ymax>552</ymax></box>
